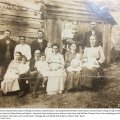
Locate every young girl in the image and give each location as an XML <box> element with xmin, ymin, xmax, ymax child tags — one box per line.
<box><xmin>67</xmin><ymin>53</ymin><xmax>82</xmax><ymax>72</ymax></box>
<box><xmin>18</xmin><ymin>55</ymin><xmax>29</xmax><ymax>75</ymax></box>
<box><xmin>45</xmin><ymin>42</ymin><xmax>52</xmax><ymax>60</ymax></box>
<box><xmin>35</xmin><ymin>54</ymin><xmax>50</xmax><ymax>87</ymax></box>
<box><xmin>61</xmin><ymin>22</ymin><xmax>75</xmax><ymax>52</ymax></box>
<box><xmin>18</xmin><ymin>55</ymin><xmax>30</xmax><ymax>97</ymax></box>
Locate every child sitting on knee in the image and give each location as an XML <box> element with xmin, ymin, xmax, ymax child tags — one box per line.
<box><xmin>67</xmin><ymin>53</ymin><xmax>82</xmax><ymax>73</ymax></box>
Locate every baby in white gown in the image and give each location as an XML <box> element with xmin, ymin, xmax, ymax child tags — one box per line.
<box><xmin>67</xmin><ymin>53</ymin><xmax>82</xmax><ymax>72</ymax></box>
<box><xmin>83</xmin><ymin>57</ymin><xmax>99</xmax><ymax>69</ymax></box>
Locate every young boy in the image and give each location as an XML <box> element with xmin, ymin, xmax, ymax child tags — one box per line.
<box><xmin>45</xmin><ymin>42</ymin><xmax>52</xmax><ymax>60</ymax></box>
<box><xmin>35</xmin><ymin>54</ymin><xmax>50</xmax><ymax>87</ymax></box>
<box><xmin>61</xmin><ymin>22</ymin><xmax>75</xmax><ymax>53</ymax></box>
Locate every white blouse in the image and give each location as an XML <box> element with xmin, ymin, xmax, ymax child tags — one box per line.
<box><xmin>47</xmin><ymin>53</ymin><xmax>65</xmax><ymax>70</ymax></box>
<box><xmin>84</xmin><ymin>46</ymin><xmax>105</xmax><ymax>64</ymax></box>
<box><xmin>14</xmin><ymin>44</ymin><xmax>31</xmax><ymax>60</ymax></box>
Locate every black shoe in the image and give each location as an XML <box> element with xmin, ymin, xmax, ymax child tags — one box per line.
<box><xmin>18</xmin><ymin>91</ymin><xmax>25</xmax><ymax>97</ymax></box>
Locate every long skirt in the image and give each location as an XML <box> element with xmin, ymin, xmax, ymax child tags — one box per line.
<box><xmin>46</xmin><ymin>69</ymin><xmax>66</xmax><ymax>95</ymax></box>
<box><xmin>81</xmin><ymin>67</ymin><xmax>104</xmax><ymax>89</ymax></box>
<box><xmin>65</xmin><ymin>71</ymin><xmax>82</xmax><ymax>91</ymax></box>
<box><xmin>1</xmin><ymin>72</ymin><xmax>20</xmax><ymax>94</ymax></box>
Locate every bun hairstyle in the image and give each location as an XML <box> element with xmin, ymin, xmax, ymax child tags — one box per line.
<box><xmin>19</xmin><ymin>36</ymin><xmax>26</xmax><ymax>40</ymax></box>
<box><xmin>70</xmin><ymin>43</ymin><xmax>77</xmax><ymax>46</ymax></box>
<box><xmin>52</xmin><ymin>43</ymin><xmax>59</xmax><ymax>48</ymax></box>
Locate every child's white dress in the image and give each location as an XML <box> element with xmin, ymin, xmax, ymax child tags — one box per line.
<box><xmin>83</xmin><ymin>57</ymin><xmax>99</xmax><ymax>69</ymax></box>
<box><xmin>35</xmin><ymin>61</ymin><xmax>50</xmax><ymax>77</ymax></box>
<box><xmin>61</xmin><ymin>29</ymin><xmax>74</xmax><ymax>40</ymax></box>
<box><xmin>67</xmin><ymin>58</ymin><xmax>82</xmax><ymax>72</ymax></box>
<box><xmin>1</xmin><ymin>60</ymin><xmax>20</xmax><ymax>94</ymax></box>
<box><xmin>61</xmin><ymin>29</ymin><xmax>75</xmax><ymax>51</ymax></box>
<box><xmin>18</xmin><ymin>62</ymin><xmax>30</xmax><ymax>75</ymax></box>
<box><xmin>45</xmin><ymin>47</ymin><xmax>52</xmax><ymax>60</ymax></box>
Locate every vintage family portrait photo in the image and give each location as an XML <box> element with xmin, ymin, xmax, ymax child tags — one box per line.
<box><xmin>0</xmin><ymin>0</ymin><xmax>120</xmax><ymax>109</ymax></box>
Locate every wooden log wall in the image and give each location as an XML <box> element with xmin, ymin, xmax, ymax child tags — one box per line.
<box><xmin>111</xmin><ymin>25</ymin><xmax>120</xmax><ymax>50</ymax></box>
<box><xmin>44</xmin><ymin>0</ymin><xmax>107</xmax><ymax>22</ymax></box>
<box><xmin>0</xmin><ymin>0</ymin><xmax>45</xmax><ymax>44</ymax></box>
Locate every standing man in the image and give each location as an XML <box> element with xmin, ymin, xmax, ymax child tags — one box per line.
<box><xmin>72</xmin><ymin>23</ymin><xmax>83</xmax><ymax>53</ymax></box>
<box><xmin>0</xmin><ymin>30</ymin><xmax>16</xmax><ymax>80</ymax></box>
<box><xmin>83</xmin><ymin>21</ymin><xmax>103</xmax><ymax>49</ymax></box>
<box><xmin>31</xmin><ymin>30</ymin><xmax>48</xmax><ymax>56</ymax></box>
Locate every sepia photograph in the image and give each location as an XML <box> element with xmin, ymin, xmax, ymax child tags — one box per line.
<box><xmin>0</xmin><ymin>0</ymin><xmax>120</xmax><ymax>109</ymax></box>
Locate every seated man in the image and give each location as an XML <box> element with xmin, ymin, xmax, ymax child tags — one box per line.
<box><xmin>35</xmin><ymin>54</ymin><xmax>49</xmax><ymax>88</ymax></box>
<box><xmin>29</xmin><ymin>50</ymin><xmax>43</xmax><ymax>98</ymax></box>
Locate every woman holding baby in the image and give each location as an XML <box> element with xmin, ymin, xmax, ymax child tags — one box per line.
<box><xmin>65</xmin><ymin>43</ymin><xmax>82</xmax><ymax>92</ymax></box>
<box><xmin>46</xmin><ymin>44</ymin><xmax>66</xmax><ymax>95</ymax></box>
<box><xmin>81</xmin><ymin>35</ymin><xmax>105</xmax><ymax>91</ymax></box>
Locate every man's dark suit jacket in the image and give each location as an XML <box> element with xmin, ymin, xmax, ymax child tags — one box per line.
<box><xmin>29</xmin><ymin>58</ymin><xmax>36</xmax><ymax>72</ymax></box>
<box><xmin>31</xmin><ymin>39</ymin><xmax>48</xmax><ymax>55</ymax></box>
<box><xmin>83</xmin><ymin>30</ymin><xmax>103</xmax><ymax>48</ymax></box>
<box><xmin>73</xmin><ymin>32</ymin><xmax>83</xmax><ymax>52</ymax></box>
<box><xmin>0</xmin><ymin>38</ymin><xmax>16</xmax><ymax>67</ymax></box>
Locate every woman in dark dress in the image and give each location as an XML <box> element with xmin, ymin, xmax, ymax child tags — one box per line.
<box><xmin>65</xmin><ymin>43</ymin><xmax>82</xmax><ymax>92</ymax></box>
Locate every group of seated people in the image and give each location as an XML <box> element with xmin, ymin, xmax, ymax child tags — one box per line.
<box><xmin>0</xmin><ymin>32</ymin><xmax>105</xmax><ymax>98</ymax></box>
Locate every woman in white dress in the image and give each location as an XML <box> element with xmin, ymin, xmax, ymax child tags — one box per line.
<box><xmin>46</xmin><ymin>44</ymin><xmax>66</xmax><ymax>95</ymax></box>
<box><xmin>1</xmin><ymin>52</ymin><xmax>22</xmax><ymax>94</ymax></box>
<box><xmin>14</xmin><ymin>36</ymin><xmax>31</xmax><ymax>60</ymax></box>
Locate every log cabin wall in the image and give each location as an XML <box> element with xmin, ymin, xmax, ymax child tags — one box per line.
<box><xmin>0</xmin><ymin>0</ymin><xmax>45</xmax><ymax>44</ymax></box>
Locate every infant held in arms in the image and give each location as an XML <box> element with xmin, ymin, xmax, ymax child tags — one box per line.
<box><xmin>67</xmin><ymin>53</ymin><xmax>82</xmax><ymax>72</ymax></box>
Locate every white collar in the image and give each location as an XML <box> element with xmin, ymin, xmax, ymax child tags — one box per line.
<box><xmin>71</xmin><ymin>50</ymin><xmax>76</xmax><ymax>54</ymax></box>
<box><xmin>38</xmin><ymin>39</ymin><xmax>43</xmax><ymax>43</ymax></box>
<box><xmin>6</xmin><ymin>40</ymin><xmax>10</xmax><ymax>44</ymax></box>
